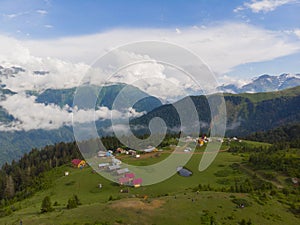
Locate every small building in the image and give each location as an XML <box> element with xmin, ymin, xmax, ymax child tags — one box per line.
<box><xmin>98</xmin><ymin>163</ymin><xmax>109</xmax><ymax>169</ymax></box>
<box><xmin>292</xmin><ymin>177</ymin><xmax>299</xmax><ymax>185</ymax></box>
<box><xmin>119</xmin><ymin>177</ymin><xmax>130</xmax><ymax>185</ymax></box>
<box><xmin>142</xmin><ymin>147</ymin><xmax>157</xmax><ymax>153</ymax></box>
<box><xmin>71</xmin><ymin>159</ymin><xmax>86</xmax><ymax>168</ymax></box>
<box><xmin>112</xmin><ymin>157</ymin><xmax>122</xmax><ymax>165</ymax></box>
<box><xmin>132</xmin><ymin>178</ymin><xmax>143</xmax><ymax>188</ymax></box>
<box><xmin>128</xmin><ymin>150</ymin><xmax>136</xmax><ymax>155</ymax></box>
<box><xmin>108</xmin><ymin>165</ymin><xmax>121</xmax><ymax>171</ymax></box>
<box><xmin>97</xmin><ymin>151</ymin><xmax>106</xmax><ymax>157</ymax></box>
<box><xmin>198</xmin><ymin>138</ymin><xmax>204</xmax><ymax>147</ymax></box>
<box><xmin>116</xmin><ymin>147</ymin><xmax>126</xmax><ymax>154</ymax></box>
<box><xmin>184</xmin><ymin>147</ymin><xmax>192</xmax><ymax>152</ymax></box>
<box><xmin>116</xmin><ymin>168</ymin><xmax>129</xmax><ymax>175</ymax></box>
<box><xmin>125</xmin><ymin>173</ymin><xmax>135</xmax><ymax>181</ymax></box>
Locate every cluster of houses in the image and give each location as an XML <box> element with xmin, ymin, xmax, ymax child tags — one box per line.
<box><xmin>97</xmin><ymin>149</ymin><xmax>143</xmax><ymax>188</ymax></box>
<box><xmin>197</xmin><ymin>135</ymin><xmax>210</xmax><ymax>147</ymax></box>
<box><xmin>182</xmin><ymin>135</ymin><xmax>213</xmax><ymax>147</ymax></box>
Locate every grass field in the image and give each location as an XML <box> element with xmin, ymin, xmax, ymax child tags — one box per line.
<box><xmin>1</xmin><ymin>141</ymin><xmax>299</xmax><ymax>225</ymax></box>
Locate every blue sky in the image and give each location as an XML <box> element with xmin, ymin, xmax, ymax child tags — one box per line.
<box><xmin>1</xmin><ymin>0</ymin><xmax>299</xmax><ymax>38</ymax></box>
<box><xmin>0</xmin><ymin>0</ymin><xmax>300</xmax><ymax>80</ymax></box>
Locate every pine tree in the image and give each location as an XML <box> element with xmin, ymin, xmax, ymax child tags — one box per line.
<box><xmin>41</xmin><ymin>196</ymin><xmax>53</xmax><ymax>213</ymax></box>
<box><xmin>4</xmin><ymin>175</ymin><xmax>15</xmax><ymax>198</ymax></box>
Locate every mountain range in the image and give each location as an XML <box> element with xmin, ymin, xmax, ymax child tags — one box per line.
<box><xmin>1</xmin><ymin>65</ymin><xmax>300</xmax><ymax>165</ymax></box>
<box><xmin>218</xmin><ymin>73</ymin><xmax>300</xmax><ymax>93</ymax></box>
<box><xmin>132</xmin><ymin>86</ymin><xmax>300</xmax><ymax>137</ymax></box>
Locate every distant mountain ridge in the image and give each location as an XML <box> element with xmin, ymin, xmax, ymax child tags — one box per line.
<box><xmin>132</xmin><ymin>86</ymin><xmax>300</xmax><ymax>137</ymax></box>
<box><xmin>1</xmin><ymin>64</ymin><xmax>300</xmax><ymax>165</ymax></box>
<box><xmin>218</xmin><ymin>73</ymin><xmax>300</xmax><ymax>93</ymax></box>
<box><xmin>35</xmin><ymin>84</ymin><xmax>162</xmax><ymax>113</ymax></box>
<box><xmin>0</xmin><ymin>78</ymin><xmax>162</xmax><ymax>165</ymax></box>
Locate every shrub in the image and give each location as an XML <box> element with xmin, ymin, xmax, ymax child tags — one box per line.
<box><xmin>67</xmin><ymin>194</ymin><xmax>81</xmax><ymax>209</ymax></box>
<box><xmin>41</xmin><ymin>196</ymin><xmax>53</xmax><ymax>213</ymax></box>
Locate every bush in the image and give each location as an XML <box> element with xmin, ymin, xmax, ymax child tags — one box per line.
<box><xmin>67</xmin><ymin>194</ymin><xmax>81</xmax><ymax>209</ymax></box>
<box><xmin>53</xmin><ymin>201</ymin><xmax>59</xmax><ymax>206</ymax></box>
<box><xmin>41</xmin><ymin>196</ymin><xmax>53</xmax><ymax>213</ymax></box>
<box><xmin>214</xmin><ymin>170</ymin><xmax>232</xmax><ymax>177</ymax></box>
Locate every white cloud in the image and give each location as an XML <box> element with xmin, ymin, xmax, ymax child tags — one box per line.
<box><xmin>0</xmin><ymin>22</ymin><xmax>300</xmax><ymax>131</ymax></box>
<box><xmin>233</xmin><ymin>6</ymin><xmax>245</xmax><ymax>13</ymax></box>
<box><xmin>0</xmin><ymin>22</ymin><xmax>299</xmax><ymax>97</ymax></box>
<box><xmin>235</xmin><ymin>0</ymin><xmax>297</xmax><ymax>13</ymax></box>
<box><xmin>0</xmin><ymin>94</ymin><xmax>72</xmax><ymax>131</ymax></box>
<box><xmin>3</xmin><ymin>11</ymin><xmax>29</xmax><ymax>19</ymax></box>
<box><xmin>36</xmin><ymin>9</ymin><xmax>48</xmax><ymax>15</ymax></box>
<box><xmin>44</xmin><ymin>24</ymin><xmax>53</xmax><ymax>28</ymax></box>
<box><xmin>294</xmin><ymin>29</ymin><xmax>300</xmax><ymax>38</ymax></box>
<box><xmin>218</xmin><ymin>75</ymin><xmax>251</xmax><ymax>87</ymax></box>
<box><xmin>0</xmin><ymin>92</ymin><xmax>144</xmax><ymax>131</ymax></box>
<box><xmin>19</xmin><ymin>23</ymin><xmax>300</xmax><ymax>76</ymax></box>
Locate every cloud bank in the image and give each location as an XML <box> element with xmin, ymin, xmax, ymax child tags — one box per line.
<box><xmin>235</xmin><ymin>0</ymin><xmax>298</xmax><ymax>13</ymax></box>
<box><xmin>0</xmin><ymin>22</ymin><xmax>300</xmax><ymax>131</ymax></box>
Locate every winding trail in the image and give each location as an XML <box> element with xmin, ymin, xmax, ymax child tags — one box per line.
<box><xmin>239</xmin><ymin>164</ymin><xmax>284</xmax><ymax>189</ymax></box>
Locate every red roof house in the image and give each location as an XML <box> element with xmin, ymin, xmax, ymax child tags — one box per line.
<box><xmin>71</xmin><ymin>159</ymin><xmax>86</xmax><ymax>168</ymax></box>
<box><xmin>119</xmin><ymin>177</ymin><xmax>130</xmax><ymax>185</ymax></box>
<box><xmin>125</xmin><ymin>173</ymin><xmax>135</xmax><ymax>180</ymax></box>
<box><xmin>133</xmin><ymin>178</ymin><xmax>143</xmax><ymax>187</ymax></box>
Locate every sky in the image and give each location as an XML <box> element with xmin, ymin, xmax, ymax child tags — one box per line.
<box><xmin>0</xmin><ymin>0</ymin><xmax>300</xmax><ymax>131</ymax></box>
<box><xmin>0</xmin><ymin>0</ymin><xmax>299</xmax><ymax>77</ymax></box>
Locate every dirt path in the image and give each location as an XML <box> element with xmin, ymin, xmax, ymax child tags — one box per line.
<box><xmin>109</xmin><ymin>198</ymin><xmax>165</xmax><ymax>210</ymax></box>
<box><xmin>239</xmin><ymin>164</ymin><xmax>284</xmax><ymax>189</ymax></box>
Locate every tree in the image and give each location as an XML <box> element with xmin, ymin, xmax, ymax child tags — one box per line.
<box><xmin>4</xmin><ymin>175</ymin><xmax>15</xmax><ymax>198</ymax></box>
<box><xmin>67</xmin><ymin>194</ymin><xmax>81</xmax><ymax>209</ymax></box>
<box><xmin>41</xmin><ymin>196</ymin><xmax>53</xmax><ymax>213</ymax></box>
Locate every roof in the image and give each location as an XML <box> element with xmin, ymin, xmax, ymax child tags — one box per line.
<box><xmin>112</xmin><ymin>158</ymin><xmax>122</xmax><ymax>164</ymax></box>
<box><xmin>108</xmin><ymin>165</ymin><xmax>121</xmax><ymax>170</ymax></box>
<box><xmin>98</xmin><ymin>163</ymin><xmax>109</xmax><ymax>167</ymax></box>
<box><xmin>133</xmin><ymin>178</ymin><xmax>143</xmax><ymax>185</ymax></box>
<box><xmin>119</xmin><ymin>177</ymin><xmax>130</xmax><ymax>184</ymax></box>
<box><xmin>125</xmin><ymin>173</ymin><xmax>135</xmax><ymax>179</ymax></box>
<box><xmin>71</xmin><ymin>159</ymin><xmax>82</xmax><ymax>166</ymax></box>
<box><xmin>116</xmin><ymin>168</ymin><xmax>129</xmax><ymax>175</ymax></box>
<box><xmin>142</xmin><ymin>147</ymin><xmax>156</xmax><ymax>153</ymax></box>
<box><xmin>292</xmin><ymin>177</ymin><xmax>299</xmax><ymax>184</ymax></box>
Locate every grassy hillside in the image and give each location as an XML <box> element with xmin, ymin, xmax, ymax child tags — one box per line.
<box><xmin>1</xmin><ymin>140</ymin><xmax>300</xmax><ymax>225</ymax></box>
<box><xmin>132</xmin><ymin>86</ymin><xmax>300</xmax><ymax>136</ymax></box>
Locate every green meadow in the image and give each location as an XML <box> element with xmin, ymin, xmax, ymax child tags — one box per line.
<box><xmin>1</xmin><ymin>141</ymin><xmax>299</xmax><ymax>225</ymax></box>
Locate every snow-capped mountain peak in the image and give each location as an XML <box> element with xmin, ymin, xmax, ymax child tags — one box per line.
<box><xmin>218</xmin><ymin>73</ymin><xmax>300</xmax><ymax>94</ymax></box>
